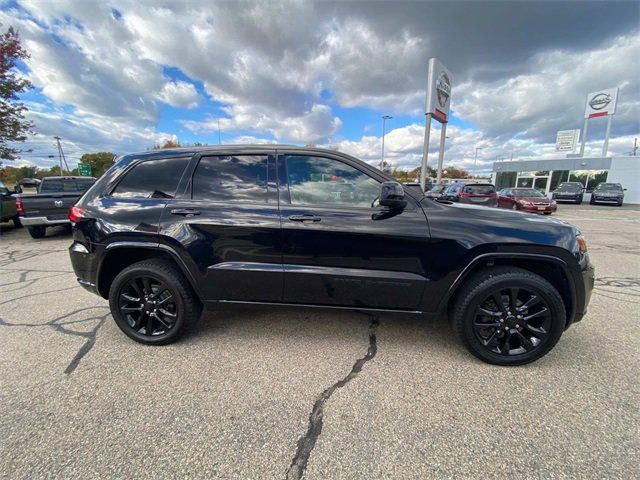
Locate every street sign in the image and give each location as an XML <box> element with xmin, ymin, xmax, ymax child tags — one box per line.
<box><xmin>77</xmin><ymin>163</ymin><xmax>92</xmax><ymax>176</ymax></box>
<box><xmin>555</xmin><ymin>129</ymin><xmax>580</xmax><ymax>152</ymax></box>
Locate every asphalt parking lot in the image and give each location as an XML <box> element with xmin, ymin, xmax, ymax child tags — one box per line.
<box><xmin>1</xmin><ymin>204</ymin><xmax>638</xmax><ymax>479</ymax></box>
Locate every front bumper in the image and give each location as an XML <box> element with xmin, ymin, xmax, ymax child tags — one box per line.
<box><xmin>521</xmin><ymin>204</ymin><xmax>557</xmax><ymax>214</ymax></box>
<box><xmin>591</xmin><ymin>196</ymin><xmax>622</xmax><ymax>204</ymax></box>
<box><xmin>553</xmin><ymin>195</ymin><xmax>581</xmax><ymax>202</ymax></box>
<box><xmin>574</xmin><ymin>261</ymin><xmax>595</xmax><ymax>323</ymax></box>
<box><xmin>20</xmin><ymin>216</ymin><xmax>69</xmax><ymax>226</ymax></box>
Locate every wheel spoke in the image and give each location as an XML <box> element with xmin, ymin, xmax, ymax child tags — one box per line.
<box><xmin>524</xmin><ymin>307</ymin><xmax>549</xmax><ymax>322</ymax></box>
<box><xmin>501</xmin><ymin>331</ymin><xmax>512</xmax><ymax>354</ymax></box>
<box><xmin>157</xmin><ymin>294</ymin><xmax>174</xmax><ymax>306</ymax></box>
<box><xmin>121</xmin><ymin>306</ymin><xmax>142</xmax><ymax>313</ymax></box>
<box><xmin>152</xmin><ymin>312</ymin><xmax>171</xmax><ymax>329</ymax></box>
<box><xmin>514</xmin><ymin>331</ymin><xmax>534</xmax><ymax>351</ymax></box>
<box><xmin>146</xmin><ymin>314</ymin><xmax>154</xmax><ymax>335</ymax></box>
<box><xmin>482</xmin><ymin>330</ymin><xmax>499</xmax><ymax>348</ymax></box>
<box><xmin>142</xmin><ymin>277</ymin><xmax>152</xmax><ymax>296</ymax></box>
<box><xmin>121</xmin><ymin>292</ymin><xmax>140</xmax><ymax>303</ymax></box>
<box><xmin>158</xmin><ymin>308</ymin><xmax>176</xmax><ymax>319</ymax></box>
<box><xmin>477</xmin><ymin>306</ymin><xmax>501</xmax><ymax>317</ymax></box>
<box><xmin>525</xmin><ymin>324</ymin><xmax>547</xmax><ymax>336</ymax></box>
<box><xmin>474</xmin><ymin>321</ymin><xmax>501</xmax><ymax>329</ymax></box>
<box><xmin>508</xmin><ymin>288</ymin><xmax>519</xmax><ymax>312</ymax></box>
<box><xmin>492</xmin><ymin>292</ymin><xmax>508</xmax><ymax>315</ymax></box>
<box><xmin>518</xmin><ymin>294</ymin><xmax>541</xmax><ymax>311</ymax></box>
<box><xmin>130</xmin><ymin>280</ymin><xmax>144</xmax><ymax>299</ymax></box>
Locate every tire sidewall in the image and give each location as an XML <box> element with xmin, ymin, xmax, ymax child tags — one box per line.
<box><xmin>460</xmin><ymin>275</ymin><xmax>566</xmax><ymax>366</ymax></box>
<box><xmin>109</xmin><ymin>265</ymin><xmax>187</xmax><ymax>345</ymax></box>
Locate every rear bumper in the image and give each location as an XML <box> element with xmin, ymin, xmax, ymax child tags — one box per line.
<box><xmin>69</xmin><ymin>241</ymin><xmax>101</xmax><ymax>296</ymax></box>
<box><xmin>20</xmin><ymin>216</ymin><xmax>69</xmax><ymax>226</ymax></box>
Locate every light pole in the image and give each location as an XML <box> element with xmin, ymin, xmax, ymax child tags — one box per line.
<box><xmin>380</xmin><ymin>115</ymin><xmax>392</xmax><ymax>169</ymax></box>
<box><xmin>474</xmin><ymin>147</ymin><xmax>483</xmax><ymax>178</ymax></box>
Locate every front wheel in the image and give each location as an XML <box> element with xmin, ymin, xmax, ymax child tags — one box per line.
<box><xmin>27</xmin><ymin>226</ymin><xmax>46</xmax><ymax>238</ymax></box>
<box><xmin>511</xmin><ymin>203</ymin><xmax>518</xmax><ymax>210</ymax></box>
<box><xmin>451</xmin><ymin>267</ymin><xmax>566</xmax><ymax>366</ymax></box>
<box><xmin>109</xmin><ymin>259</ymin><xmax>202</xmax><ymax>345</ymax></box>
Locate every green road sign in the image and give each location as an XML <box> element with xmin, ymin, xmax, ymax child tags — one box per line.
<box><xmin>77</xmin><ymin>163</ymin><xmax>92</xmax><ymax>176</ymax></box>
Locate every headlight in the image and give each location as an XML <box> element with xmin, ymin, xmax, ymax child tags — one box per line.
<box><xmin>576</xmin><ymin>234</ymin><xmax>588</xmax><ymax>253</ymax></box>
<box><xmin>520</xmin><ymin>200</ymin><xmax>531</xmax><ymax>206</ymax></box>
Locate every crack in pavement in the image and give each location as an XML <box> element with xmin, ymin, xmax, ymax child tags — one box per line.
<box><xmin>0</xmin><ymin>306</ymin><xmax>110</xmax><ymax>374</ymax></box>
<box><xmin>285</xmin><ymin>315</ymin><xmax>379</xmax><ymax>480</ymax></box>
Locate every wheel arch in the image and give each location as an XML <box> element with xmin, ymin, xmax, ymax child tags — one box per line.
<box><xmin>96</xmin><ymin>243</ymin><xmax>205</xmax><ymax>303</ymax></box>
<box><xmin>443</xmin><ymin>253</ymin><xmax>577</xmax><ymax>327</ymax></box>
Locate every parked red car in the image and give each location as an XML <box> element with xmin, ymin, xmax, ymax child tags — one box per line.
<box><xmin>497</xmin><ymin>188</ymin><xmax>557</xmax><ymax>214</ymax></box>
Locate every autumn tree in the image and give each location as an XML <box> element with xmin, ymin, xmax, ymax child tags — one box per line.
<box><xmin>78</xmin><ymin>152</ymin><xmax>115</xmax><ymax>177</ymax></box>
<box><xmin>0</xmin><ymin>26</ymin><xmax>34</xmax><ymax>161</ymax></box>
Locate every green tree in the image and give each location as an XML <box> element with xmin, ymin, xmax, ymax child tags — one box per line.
<box><xmin>442</xmin><ymin>166</ymin><xmax>470</xmax><ymax>179</ymax></box>
<box><xmin>0</xmin><ymin>26</ymin><xmax>34</xmax><ymax>161</ymax></box>
<box><xmin>79</xmin><ymin>152</ymin><xmax>115</xmax><ymax>177</ymax></box>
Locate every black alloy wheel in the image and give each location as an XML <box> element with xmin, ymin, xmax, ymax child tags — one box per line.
<box><xmin>118</xmin><ymin>275</ymin><xmax>179</xmax><ymax>337</ymax></box>
<box><xmin>472</xmin><ymin>287</ymin><xmax>551</xmax><ymax>357</ymax></box>
<box><xmin>109</xmin><ymin>259</ymin><xmax>202</xmax><ymax>345</ymax></box>
<box><xmin>451</xmin><ymin>267</ymin><xmax>566</xmax><ymax>365</ymax></box>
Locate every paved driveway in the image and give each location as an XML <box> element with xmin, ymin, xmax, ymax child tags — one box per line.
<box><xmin>1</xmin><ymin>204</ymin><xmax>638</xmax><ymax>479</ymax></box>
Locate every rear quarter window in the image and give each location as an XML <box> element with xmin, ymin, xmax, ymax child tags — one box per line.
<box><xmin>111</xmin><ymin>157</ymin><xmax>189</xmax><ymax>199</ymax></box>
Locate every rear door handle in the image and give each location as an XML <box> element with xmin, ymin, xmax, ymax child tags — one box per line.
<box><xmin>289</xmin><ymin>214</ymin><xmax>321</xmax><ymax>222</ymax></box>
<box><xmin>170</xmin><ymin>208</ymin><xmax>201</xmax><ymax>216</ymax></box>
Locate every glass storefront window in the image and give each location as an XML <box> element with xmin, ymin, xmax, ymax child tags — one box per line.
<box><xmin>586</xmin><ymin>170</ymin><xmax>608</xmax><ymax>192</ymax></box>
<box><xmin>517</xmin><ymin>177</ymin><xmax>534</xmax><ymax>188</ymax></box>
<box><xmin>495</xmin><ymin>171</ymin><xmax>517</xmax><ymax>190</ymax></box>
<box><xmin>550</xmin><ymin>170</ymin><xmax>570</xmax><ymax>191</ymax></box>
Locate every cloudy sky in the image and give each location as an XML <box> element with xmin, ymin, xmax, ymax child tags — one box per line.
<box><xmin>2</xmin><ymin>0</ymin><xmax>639</xmax><ymax>172</ymax></box>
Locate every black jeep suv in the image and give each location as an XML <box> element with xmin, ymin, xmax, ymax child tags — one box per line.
<box><xmin>69</xmin><ymin>146</ymin><xmax>594</xmax><ymax>365</ymax></box>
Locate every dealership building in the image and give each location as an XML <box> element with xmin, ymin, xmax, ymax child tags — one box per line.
<box><xmin>490</xmin><ymin>155</ymin><xmax>640</xmax><ymax>204</ymax></box>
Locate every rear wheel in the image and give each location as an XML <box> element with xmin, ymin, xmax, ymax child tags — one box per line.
<box><xmin>27</xmin><ymin>226</ymin><xmax>46</xmax><ymax>238</ymax></box>
<box><xmin>109</xmin><ymin>259</ymin><xmax>202</xmax><ymax>345</ymax></box>
<box><xmin>451</xmin><ymin>267</ymin><xmax>566</xmax><ymax>366</ymax></box>
<box><xmin>511</xmin><ymin>203</ymin><xmax>518</xmax><ymax>210</ymax></box>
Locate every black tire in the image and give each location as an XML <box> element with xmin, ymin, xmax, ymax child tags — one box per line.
<box><xmin>27</xmin><ymin>226</ymin><xmax>46</xmax><ymax>238</ymax></box>
<box><xmin>617</xmin><ymin>201</ymin><xmax>623</xmax><ymax>207</ymax></box>
<box><xmin>108</xmin><ymin>259</ymin><xmax>202</xmax><ymax>345</ymax></box>
<box><xmin>13</xmin><ymin>216</ymin><xmax>22</xmax><ymax>228</ymax></box>
<box><xmin>451</xmin><ymin>267</ymin><xmax>566</xmax><ymax>366</ymax></box>
<box><xmin>589</xmin><ymin>197</ymin><xmax>595</xmax><ymax>205</ymax></box>
<box><xmin>576</xmin><ymin>197</ymin><xmax>582</xmax><ymax>205</ymax></box>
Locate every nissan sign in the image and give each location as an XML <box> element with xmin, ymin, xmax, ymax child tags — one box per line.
<box><xmin>584</xmin><ymin>87</ymin><xmax>618</xmax><ymax>119</ymax></box>
<box><xmin>425</xmin><ymin>58</ymin><xmax>452</xmax><ymax>123</ymax></box>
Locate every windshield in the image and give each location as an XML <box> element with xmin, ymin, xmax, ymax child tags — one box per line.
<box><xmin>558</xmin><ymin>183</ymin><xmax>583</xmax><ymax>191</ymax></box>
<box><xmin>514</xmin><ymin>189</ymin><xmax>545</xmax><ymax>197</ymax></box>
<box><xmin>594</xmin><ymin>183</ymin><xmax>622</xmax><ymax>191</ymax></box>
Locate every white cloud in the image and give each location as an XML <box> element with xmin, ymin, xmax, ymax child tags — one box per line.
<box><xmin>156</xmin><ymin>81</ymin><xmax>200</xmax><ymax>109</ymax></box>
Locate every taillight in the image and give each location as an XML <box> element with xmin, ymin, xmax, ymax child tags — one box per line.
<box><xmin>490</xmin><ymin>193</ymin><xmax>497</xmax><ymax>198</ymax></box>
<box><xmin>459</xmin><ymin>192</ymin><xmax>471</xmax><ymax>197</ymax></box>
<box><xmin>69</xmin><ymin>205</ymin><xmax>86</xmax><ymax>223</ymax></box>
<box><xmin>15</xmin><ymin>198</ymin><xmax>24</xmax><ymax>215</ymax></box>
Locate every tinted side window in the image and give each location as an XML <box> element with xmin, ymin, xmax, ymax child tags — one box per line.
<box><xmin>192</xmin><ymin>155</ymin><xmax>269</xmax><ymax>203</ymax></box>
<box><xmin>112</xmin><ymin>157</ymin><xmax>188</xmax><ymax>199</ymax></box>
<box><xmin>285</xmin><ymin>155</ymin><xmax>379</xmax><ymax>207</ymax></box>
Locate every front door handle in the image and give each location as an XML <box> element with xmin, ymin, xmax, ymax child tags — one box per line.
<box><xmin>289</xmin><ymin>214</ymin><xmax>321</xmax><ymax>222</ymax></box>
<box><xmin>171</xmin><ymin>208</ymin><xmax>201</xmax><ymax>216</ymax></box>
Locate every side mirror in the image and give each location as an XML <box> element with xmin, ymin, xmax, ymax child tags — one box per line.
<box><xmin>379</xmin><ymin>181</ymin><xmax>407</xmax><ymax>210</ymax></box>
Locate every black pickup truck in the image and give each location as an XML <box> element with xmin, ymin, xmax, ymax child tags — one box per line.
<box><xmin>18</xmin><ymin>176</ymin><xmax>96</xmax><ymax>238</ymax></box>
